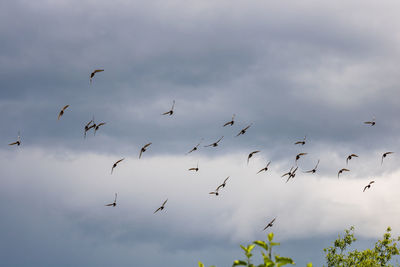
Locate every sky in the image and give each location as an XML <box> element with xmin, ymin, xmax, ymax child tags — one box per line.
<box><xmin>1</xmin><ymin>0</ymin><xmax>400</xmax><ymax>266</ymax></box>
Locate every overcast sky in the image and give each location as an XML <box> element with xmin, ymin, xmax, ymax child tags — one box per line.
<box><xmin>1</xmin><ymin>0</ymin><xmax>400</xmax><ymax>266</ymax></box>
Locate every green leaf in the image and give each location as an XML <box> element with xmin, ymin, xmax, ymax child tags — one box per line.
<box><xmin>248</xmin><ymin>244</ymin><xmax>256</xmax><ymax>253</ymax></box>
<box><xmin>306</xmin><ymin>263</ymin><xmax>313</xmax><ymax>267</ymax></box>
<box><xmin>275</xmin><ymin>256</ymin><xmax>294</xmax><ymax>266</ymax></box>
<box><xmin>240</xmin><ymin>245</ymin><xmax>248</xmax><ymax>253</ymax></box>
<box><xmin>254</xmin><ymin>240</ymin><xmax>268</xmax><ymax>251</ymax></box>
<box><xmin>198</xmin><ymin>262</ymin><xmax>205</xmax><ymax>267</ymax></box>
<box><xmin>268</xmin><ymin>232</ymin><xmax>274</xmax><ymax>242</ymax></box>
<box><xmin>232</xmin><ymin>260</ymin><xmax>247</xmax><ymax>266</ymax></box>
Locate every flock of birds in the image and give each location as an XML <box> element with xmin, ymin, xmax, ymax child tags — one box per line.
<box><xmin>7</xmin><ymin>69</ymin><xmax>396</xmax><ymax>231</ymax></box>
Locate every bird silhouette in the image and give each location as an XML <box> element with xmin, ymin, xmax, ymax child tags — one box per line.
<box><xmin>247</xmin><ymin>150</ymin><xmax>260</xmax><ymax>164</ymax></box>
<box><xmin>58</xmin><ymin>105</ymin><xmax>69</xmax><ymax>120</ymax></box>
<box><xmin>188</xmin><ymin>162</ymin><xmax>199</xmax><ymax>172</ymax></box>
<box><xmin>294</xmin><ymin>136</ymin><xmax>306</xmax><ymax>145</ymax></box>
<box><xmin>161</xmin><ymin>100</ymin><xmax>175</xmax><ymax>116</ymax></box>
<box><xmin>8</xmin><ymin>132</ymin><xmax>21</xmax><ymax>146</ymax></box>
<box><xmin>257</xmin><ymin>161</ymin><xmax>271</xmax><ymax>174</ymax></box>
<box><xmin>364</xmin><ymin>117</ymin><xmax>375</xmax><ymax>126</ymax></box>
<box><xmin>363</xmin><ymin>181</ymin><xmax>375</xmax><ymax>192</ymax></box>
<box><xmin>187</xmin><ymin>139</ymin><xmax>203</xmax><ymax>154</ymax></box>
<box><xmin>154</xmin><ymin>199</ymin><xmax>168</xmax><ymax>213</ymax></box>
<box><xmin>94</xmin><ymin>122</ymin><xmax>106</xmax><ymax>135</ymax></box>
<box><xmin>90</xmin><ymin>69</ymin><xmax>104</xmax><ymax>84</ymax></box>
<box><xmin>346</xmin><ymin>154</ymin><xmax>358</xmax><ymax>165</ymax></box>
<box><xmin>223</xmin><ymin>114</ymin><xmax>235</xmax><ymax>127</ymax></box>
<box><xmin>338</xmin><ymin>168</ymin><xmax>350</xmax><ymax>178</ymax></box>
<box><xmin>105</xmin><ymin>193</ymin><xmax>117</xmax><ymax>207</ymax></box>
<box><xmin>209</xmin><ymin>189</ymin><xmax>220</xmax><ymax>196</ymax></box>
<box><xmin>111</xmin><ymin>158</ymin><xmax>124</xmax><ymax>174</ymax></box>
<box><xmin>263</xmin><ymin>217</ymin><xmax>276</xmax><ymax>230</ymax></box>
<box><xmin>139</xmin><ymin>143</ymin><xmax>152</xmax><ymax>159</ymax></box>
<box><xmin>285</xmin><ymin>167</ymin><xmax>298</xmax><ymax>183</ymax></box>
<box><xmin>84</xmin><ymin>117</ymin><xmax>95</xmax><ymax>138</ymax></box>
<box><xmin>216</xmin><ymin>176</ymin><xmax>230</xmax><ymax>190</ymax></box>
<box><xmin>236</xmin><ymin>124</ymin><xmax>252</xmax><ymax>137</ymax></box>
<box><xmin>381</xmin><ymin>152</ymin><xmax>394</xmax><ymax>165</ymax></box>
<box><xmin>204</xmin><ymin>136</ymin><xmax>224</xmax><ymax>147</ymax></box>
<box><xmin>304</xmin><ymin>160</ymin><xmax>320</xmax><ymax>174</ymax></box>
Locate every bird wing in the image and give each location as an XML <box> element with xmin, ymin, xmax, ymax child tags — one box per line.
<box><xmin>162</xmin><ymin>199</ymin><xmax>168</xmax><ymax>206</ymax></box>
<box><xmin>161</xmin><ymin>111</ymin><xmax>170</xmax><ymax>115</ymax></box>
<box><xmin>188</xmin><ymin>168</ymin><xmax>196</xmax><ymax>171</ymax></box>
<box><xmin>97</xmin><ymin>122</ymin><xmax>106</xmax><ymax>127</ymax></box>
<box><xmin>315</xmin><ymin>160</ymin><xmax>320</xmax><ymax>169</ymax></box>
<box><xmin>144</xmin><ymin>143</ymin><xmax>152</xmax><ymax>149</ymax></box>
<box><xmin>114</xmin><ymin>193</ymin><xmax>117</xmax><ymax>203</ymax></box>
<box><xmin>171</xmin><ymin>100</ymin><xmax>175</xmax><ymax>110</ymax></box>
<box><xmin>139</xmin><ymin>149</ymin><xmax>143</xmax><ymax>159</ymax></box>
<box><xmin>223</xmin><ymin>176</ymin><xmax>229</xmax><ymax>183</ymax></box>
<box><xmin>116</xmin><ymin>158</ymin><xmax>124</xmax><ymax>164</ymax></box>
<box><xmin>8</xmin><ymin>141</ymin><xmax>18</xmax><ymax>146</ymax></box>
<box><xmin>363</xmin><ymin>185</ymin><xmax>368</xmax><ymax>192</ymax></box>
<box><xmin>215</xmin><ymin>136</ymin><xmax>224</xmax><ymax>143</ymax></box>
<box><xmin>154</xmin><ymin>207</ymin><xmax>161</xmax><ymax>213</ymax></box>
<box><xmin>105</xmin><ymin>203</ymin><xmax>114</xmax><ymax>206</ymax></box>
<box><xmin>223</xmin><ymin>121</ymin><xmax>232</xmax><ymax>127</ymax></box>
<box><xmin>62</xmin><ymin>105</ymin><xmax>69</xmax><ymax>111</ymax></box>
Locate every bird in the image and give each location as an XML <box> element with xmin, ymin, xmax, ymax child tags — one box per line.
<box><xmin>90</xmin><ymin>69</ymin><xmax>104</xmax><ymax>84</ymax></box>
<box><xmin>154</xmin><ymin>199</ymin><xmax>168</xmax><ymax>213</ymax></box>
<box><xmin>285</xmin><ymin>167</ymin><xmax>298</xmax><ymax>183</ymax></box>
<box><xmin>58</xmin><ymin>105</ymin><xmax>69</xmax><ymax>120</ymax></box>
<box><xmin>282</xmin><ymin>167</ymin><xmax>294</xmax><ymax>178</ymax></box>
<box><xmin>294</xmin><ymin>136</ymin><xmax>306</xmax><ymax>145</ymax></box>
<box><xmin>304</xmin><ymin>160</ymin><xmax>320</xmax><ymax>174</ymax></box>
<box><xmin>247</xmin><ymin>150</ymin><xmax>260</xmax><ymax>164</ymax></box>
<box><xmin>257</xmin><ymin>161</ymin><xmax>271</xmax><ymax>174</ymax></box>
<box><xmin>216</xmin><ymin>176</ymin><xmax>230</xmax><ymax>190</ymax></box>
<box><xmin>364</xmin><ymin>117</ymin><xmax>375</xmax><ymax>126</ymax></box>
<box><xmin>94</xmin><ymin>122</ymin><xmax>106</xmax><ymax>135</ymax></box>
<box><xmin>337</xmin><ymin>168</ymin><xmax>350</xmax><ymax>178</ymax></box>
<box><xmin>363</xmin><ymin>181</ymin><xmax>375</xmax><ymax>192</ymax></box>
<box><xmin>295</xmin><ymin>153</ymin><xmax>308</xmax><ymax>164</ymax></box>
<box><xmin>187</xmin><ymin>139</ymin><xmax>203</xmax><ymax>154</ymax></box>
<box><xmin>204</xmin><ymin>136</ymin><xmax>224</xmax><ymax>147</ymax></box>
<box><xmin>236</xmin><ymin>124</ymin><xmax>252</xmax><ymax>137</ymax></box>
<box><xmin>223</xmin><ymin>114</ymin><xmax>235</xmax><ymax>127</ymax></box>
<box><xmin>161</xmin><ymin>100</ymin><xmax>175</xmax><ymax>116</ymax></box>
<box><xmin>209</xmin><ymin>189</ymin><xmax>220</xmax><ymax>196</ymax></box>
<box><xmin>381</xmin><ymin>152</ymin><xmax>394</xmax><ymax>165</ymax></box>
<box><xmin>8</xmin><ymin>132</ymin><xmax>21</xmax><ymax>146</ymax></box>
<box><xmin>139</xmin><ymin>143</ymin><xmax>152</xmax><ymax>159</ymax></box>
<box><xmin>111</xmin><ymin>158</ymin><xmax>124</xmax><ymax>174</ymax></box>
<box><xmin>346</xmin><ymin>154</ymin><xmax>358</xmax><ymax>165</ymax></box>
<box><xmin>84</xmin><ymin>118</ymin><xmax>95</xmax><ymax>138</ymax></box>
<box><xmin>105</xmin><ymin>193</ymin><xmax>117</xmax><ymax>207</ymax></box>
<box><xmin>188</xmin><ymin>162</ymin><xmax>199</xmax><ymax>172</ymax></box>
<box><xmin>263</xmin><ymin>217</ymin><xmax>276</xmax><ymax>231</ymax></box>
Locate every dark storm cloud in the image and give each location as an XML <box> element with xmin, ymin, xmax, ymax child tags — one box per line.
<box><xmin>2</xmin><ymin>0</ymin><xmax>399</xmax><ymax>158</ymax></box>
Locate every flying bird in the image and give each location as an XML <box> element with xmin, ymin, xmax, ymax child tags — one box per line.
<box><xmin>94</xmin><ymin>122</ymin><xmax>106</xmax><ymax>135</ymax></box>
<box><xmin>295</xmin><ymin>153</ymin><xmax>308</xmax><ymax>164</ymax></box>
<box><xmin>216</xmin><ymin>176</ymin><xmax>230</xmax><ymax>190</ymax></box>
<box><xmin>263</xmin><ymin>217</ymin><xmax>276</xmax><ymax>231</ymax></box>
<box><xmin>204</xmin><ymin>136</ymin><xmax>224</xmax><ymax>147</ymax></box>
<box><xmin>84</xmin><ymin>118</ymin><xmax>95</xmax><ymax>138</ymax></box>
<box><xmin>364</xmin><ymin>117</ymin><xmax>375</xmax><ymax>126</ymax></box>
<box><xmin>154</xmin><ymin>199</ymin><xmax>168</xmax><ymax>213</ymax></box>
<box><xmin>381</xmin><ymin>152</ymin><xmax>394</xmax><ymax>165</ymax></box>
<box><xmin>294</xmin><ymin>136</ymin><xmax>306</xmax><ymax>145</ymax></box>
<box><xmin>247</xmin><ymin>150</ymin><xmax>260</xmax><ymax>164</ymax></box>
<box><xmin>257</xmin><ymin>161</ymin><xmax>271</xmax><ymax>174</ymax></box>
<box><xmin>187</xmin><ymin>139</ymin><xmax>203</xmax><ymax>154</ymax></box>
<box><xmin>8</xmin><ymin>132</ymin><xmax>21</xmax><ymax>146</ymax></box>
<box><xmin>223</xmin><ymin>114</ymin><xmax>235</xmax><ymax>127</ymax></box>
<box><xmin>111</xmin><ymin>158</ymin><xmax>124</xmax><ymax>174</ymax></box>
<box><xmin>209</xmin><ymin>189</ymin><xmax>220</xmax><ymax>196</ymax></box>
<box><xmin>285</xmin><ymin>167</ymin><xmax>298</xmax><ymax>183</ymax></box>
<box><xmin>188</xmin><ymin>162</ymin><xmax>199</xmax><ymax>172</ymax></box>
<box><xmin>139</xmin><ymin>143</ymin><xmax>152</xmax><ymax>159</ymax></box>
<box><xmin>58</xmin><ymin>105</ymin><xmax>69</xmax><ymax>120</ymax></box>
<box><xmin>282</xmin><ymin>167</ymin><xmax>295</xmax><ymax>178</ymax></box>
<box><xmin>90</xmin><ymin>69</ymin><xmax>104</xmax><ymax>84</ymax></box>
<box><xmin>337</xmin><ymin>168</ymin><xmax>350</xmax><ymax>178</ymax></box>
<box><xmin>105</xmin><ymin>193</ymin><xmax>117</xmax><ymax>207</ymax></box>
<box><xmin>236</xmin><ymin>124</ymin><xmax>252</xmax><ymax>137</ymax></box>
<box><xmin>161</xmin><ymin>100</ymin><xmax>175</xmax><ymax>116</ymax></box>
<box><xmin>346</xmin><ymin>154</ymin><xmax>358</xmax><ymax>165</ymax></box>
<box><xmin>304</xmin><ymin>160</ymin><xmax>320</xmax><ymax>174</ymax></box>
<box><xmin>363</xmin><ymin>181</ymin><xmax>375</xmax><ymax>192</ymax></box>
